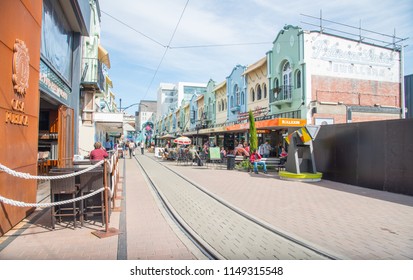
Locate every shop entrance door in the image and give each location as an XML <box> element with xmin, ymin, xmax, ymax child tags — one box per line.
<box><xmin>58</xmin><ymin>106</ymin><xmax>74</xmax><ymax>167</ymax></box>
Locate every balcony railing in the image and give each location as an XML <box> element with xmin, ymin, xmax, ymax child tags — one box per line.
<box><xmin>272</xmin><ymin>85</ymin><xmax>293</xmax><ymax>104</ymax></box>
<box><xmin>81</xmin><ymin>58</ymin><xmax>105</xmax><ymax>91</ymax></box>
<box><xmin>230</xmin><ymin>105</ymin><xmax>240</xmax><ymax>112</ymax></box>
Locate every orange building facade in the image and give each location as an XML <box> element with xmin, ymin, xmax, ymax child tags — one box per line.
<box><xmin>0</xmin><ymin>0</ymin><xmax>43</xmax><ymax>235</ymax></box>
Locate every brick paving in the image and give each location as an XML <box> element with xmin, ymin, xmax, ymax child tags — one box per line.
<box><xmin>159</xmin><ymin>159</ymin><xmax>413</xmax><ymax>259</ymax></box>
<box><xmin>0</xmin><ymin>153</ymin><xmax>412</xmax><ymax>260</ymax></box>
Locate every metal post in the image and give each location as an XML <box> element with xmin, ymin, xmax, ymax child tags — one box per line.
<box><xmin>91</xmin><ymin>160</ymin><xmax>119</xmax><ymax>239</ymax></box>
<box><xmin>103</xmin><ymin>160</ymin><xmax>109</xmax><ymax>232</ymax></box>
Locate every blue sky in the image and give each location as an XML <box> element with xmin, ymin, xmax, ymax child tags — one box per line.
<box><xmin>99</xmin><ymin>0</ymin><xmax>412</xmax><ymax>115</ymax></box>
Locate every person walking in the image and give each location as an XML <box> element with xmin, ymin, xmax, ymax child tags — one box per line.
<box><xmin>128</xmin><ymin>141</ymin><xmax>135</xmax><ymax>158</ymax></box>
<box><xmin>104</xmin><ymin>138</ymin><xmax>113</xmax><ymax>151</ymax></box>
<box><xmin>140</xmin><ymin>141</ymin><xmax>145</xmax><ymax>155</ymax></box>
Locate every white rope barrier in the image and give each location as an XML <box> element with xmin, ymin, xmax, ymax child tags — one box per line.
<box><xmin>0</xmin><ymin>155</ymin><xmax>120</xmax><ymax>209</ymax></box>
<box><xmin>0</xmin><ymin>160</ymin><xmax>104</xmax><ymax>180</ymax></box>
<box><xmin>0</xmin><ymin>187</ymin><xmax>104</xmax><ymax>208</ymax></box>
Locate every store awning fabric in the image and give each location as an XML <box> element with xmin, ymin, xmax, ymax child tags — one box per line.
<box><xmin>98</xmin><ymin>45</ymin><xmax>111</xmax><ymax>69</ymax></box>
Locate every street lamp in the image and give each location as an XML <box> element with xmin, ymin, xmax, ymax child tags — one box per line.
<box><xmin>120</xmin><ymin>102</ymin><xmax>139</xmax><ymax>111</ymax></box>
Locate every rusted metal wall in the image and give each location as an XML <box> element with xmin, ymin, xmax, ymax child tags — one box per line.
<box><xmin>0</xmin><ymin>0</ymin><xmax>42</xmax><ymax>236</ymax></box>
<box><xmin>314</xmin><ymin>119</ymin><xmax>413</xmax><ymax>196</ymax></box>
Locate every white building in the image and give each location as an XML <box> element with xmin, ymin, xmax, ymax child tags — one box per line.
<box><xmin>156</xmin><ymin>82</ymin><xmax>207</xmax><ymax>119</ymax></box>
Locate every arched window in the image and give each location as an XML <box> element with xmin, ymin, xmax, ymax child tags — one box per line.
<box><xmin>263</xmin><ymin>83</ymin><xmax>267</xmax><ymax>99</ymax></box>
<box><xmin>273</xmin><ymin>78</ymin><xmax>279</xmax><ymax>99</ymax></box>
<box><xmin>213</xmin><ymin>101</ymin><xmax>216</xmax><ymax>115</ymax></box>
<box><xmin>296</xmin><ymin>70</ymin><xmax>301</xmax><ymax>89</ymax></box>
<box><xmin>225</xmin><ymin>99</ymin><xmax>227</xmax><ymax>109</ymax></box>
<box><xmin>234</xmin><ymin>85</ymin><xmax>240</xmax><ymax>105</ymax></box>
<box><xmin>251</xmin><ymin>88</ymin><xmax>255</xmax><ymax>102</ymax></box>
<box><xmin>283</xmin><ymin>61</ymin><xmax>292</xmax><ymax>88</ymax></box>
<box><xmin>257</xmin><ymin>84</ymin><xmax>262</xmax><ymax>100</ymax></box>
<box><xmin>241</xmin><ymin>92</ymin><xmax>244</xmax><ymax>105</ymax></box>
<box><xmin>221</xmin><ymin>99</ymin><xmax>225</xmax><ymax>111</ymax></box>
<box><xmin>230</xmin><ymin>96</ymin><xmax>234</xmax><ymax>108</ymax></box>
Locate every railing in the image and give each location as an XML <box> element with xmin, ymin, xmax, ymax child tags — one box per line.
<box><xmin>277</xmin><ymin>85</ymin><xmax>293</xmax><ymax>102</ymax></box>
<box><xmin>230</xmin><ymin>105</ymin><xmax>240</xmax><ymax>112</ymax></box>
<box><xmin>271</xmin><ymin>85</ymin><xmax>293</xmax><ymax>104</ymax></box>
<box><xmin>81</xmin><ymin>58</ymin><xmax>105</xmax><ymax>91</ymax></box>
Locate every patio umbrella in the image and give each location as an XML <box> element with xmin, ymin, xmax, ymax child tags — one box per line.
<box><xmin>173</xmin><ymin>136</ymin><xmax>191</xmax><ymax>145</ymax></box>
<box><xmin>159</xmin><ymin>134</ymin><xmax>175</xmax><ymax>139</ymax></box>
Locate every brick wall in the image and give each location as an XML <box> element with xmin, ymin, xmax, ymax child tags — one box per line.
<box><xmin>312</xmin><ymin>75</ymin><xmax>400</xmax><ymax>106</ymax></box>
<box><xmin>311</xmin><ymin>75</ymin><xmax>400</xmax><ymax>124</ymax></box>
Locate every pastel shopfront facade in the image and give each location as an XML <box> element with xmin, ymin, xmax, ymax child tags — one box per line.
<box><xmin>267</xmin><ymin>25</ymin><xmax>402</xmax><ymax>126</ymax></box>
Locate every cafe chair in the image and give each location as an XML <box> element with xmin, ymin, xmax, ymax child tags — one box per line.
<box><xmin>49</xmin><ymin>170</ymin><xmax>78</xmax><ymax>229</ymax></box>
<box><xmin>79</xmin><ymin>169</ymin><xmax>106</xmax><ymax>226</ymax></box>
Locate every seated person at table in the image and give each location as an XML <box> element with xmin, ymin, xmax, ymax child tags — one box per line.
<box><xmin>249</xmin><ymin>149</ymin><xmax>267</xmax><ymax>174</ymax></box>
<box><xmin>220</xmin><ymin>147</ymin><xmax>227</xmax><ymax>160</ymax></box>
<box><xmin>279</xmin><ymin>147</ymin><xmax>288</xmax><ymax>164</ymax></box>
<box><xmin>90</xmin><ymin>142</ymin><xmax>108</xmax><ymax>160</ymax></box>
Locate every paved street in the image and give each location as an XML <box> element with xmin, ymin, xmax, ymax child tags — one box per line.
<box><xmin>0</xmin><ymin>153</ymin><xmax>412</xmax><ymax>260</ymax></box>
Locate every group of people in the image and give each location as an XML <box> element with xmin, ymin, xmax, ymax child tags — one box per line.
<box><xmin>89</xmin><ymin>139</ymin><xmax>147</xmax><ymax>160</ymax></box>
<box><xmin>216</xmin><ymin>140</ymin><xmax>288</xmax><ymax>174</ymax></box>
<box><xmin>125</xmin><ymin>141</ymin><xmax>145</xmax><ymax>158</ymax></box>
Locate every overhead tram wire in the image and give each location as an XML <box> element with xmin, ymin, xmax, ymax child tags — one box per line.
<box><xmin>101</xmin><ymin>10</ymin><xmax>166</xmax><ymax>48</ymax></box>
<box><xmin>141</xmin><ymin>0</ymin><xmax>190</xmax><ymax>100</ymax></box>
<box><xmin>101</xmin><ymin>3</ymin><xmax>272</xmax><ymax>101</ymax></box>
<box><xmin>169</xmin><ymin>41</ymin><xmax>272</xmax><ymax>49</ymax></box>
<box><xmin>100</xmin><ymin>10</ymin><xmax>272</xmax><ymax>50</ymax></box>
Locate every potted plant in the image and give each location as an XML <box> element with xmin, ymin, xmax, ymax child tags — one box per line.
<box><xmin>235</xmin><ymin>159</ymin><xmax>252</xmax><ymax>172</ymax></box>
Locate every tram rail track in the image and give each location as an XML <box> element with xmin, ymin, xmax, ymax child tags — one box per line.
<box><xmin>134</xmin><ymin>155</ymin><xmax>339</xmax><ymax>260</ymax></box>
<box><xmin>134</xmin><ymin>156</ymin><xmax>221</xmax><ymax>260</ymax></box>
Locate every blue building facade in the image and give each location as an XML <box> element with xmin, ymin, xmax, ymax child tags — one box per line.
<box><xmin>226</xmin><ymin>65</ymin><xmax>247</xmax><ymax>123</ymax></box>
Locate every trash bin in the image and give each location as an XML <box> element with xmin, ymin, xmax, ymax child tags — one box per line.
<box><xmin>227</xmin><ymin>154</ymin><xmax>235</xmax><ymax>170</ymax></box>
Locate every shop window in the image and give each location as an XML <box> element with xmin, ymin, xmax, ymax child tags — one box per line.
<box><xmin>41</xmin><ymin>0</ymin><xmax>74</xmax><ymax>83</ymax></box>
<box><xmin>39</xmin><ymin>111</ymin><xmax>50</xmax><ymax>131</ymax></box>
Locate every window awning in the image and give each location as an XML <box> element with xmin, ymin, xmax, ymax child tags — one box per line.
<box><xmin>98</xmin><ymin>45</ymin><xmax>111</xmax><ymax>69</ymax></box>
<box><xmin>105</xmin><ymin>75</ymin><xmax>113</xmax><ymax>88</ymax></box>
